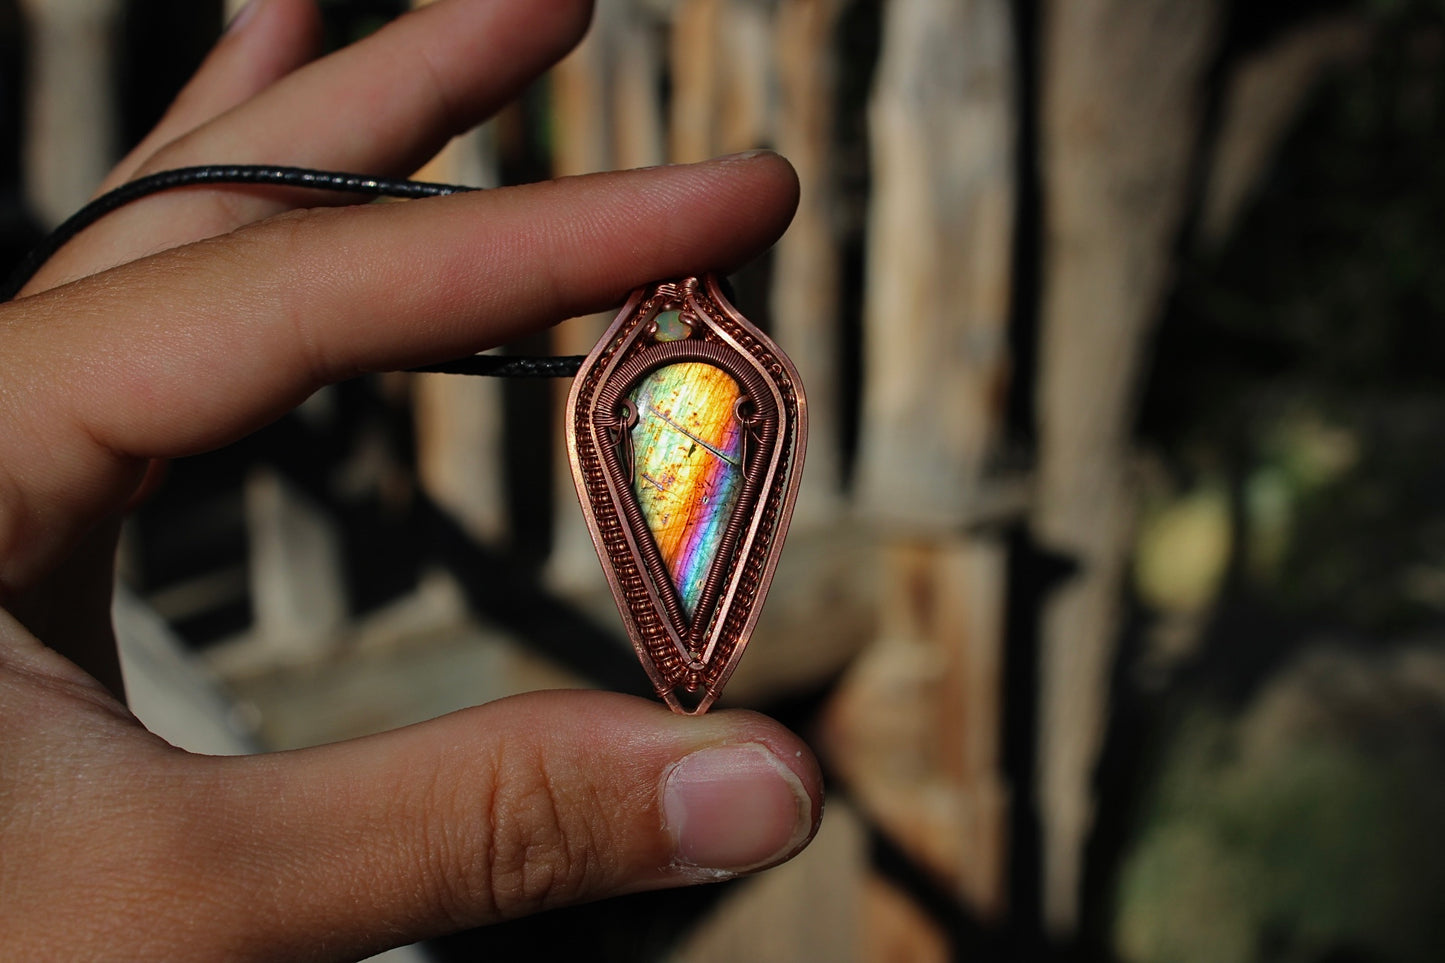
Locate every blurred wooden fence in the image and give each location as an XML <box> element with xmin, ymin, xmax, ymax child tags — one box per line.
<box><xmin>8</xmin><ymin>0</ymin><xmax>1370</xmax><ymax>957</ymax></box>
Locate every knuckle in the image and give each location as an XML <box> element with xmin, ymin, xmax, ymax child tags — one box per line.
<box><xmin>422</xmin><ymin>744</ymin><xmax>609</xmax><ymax>923</ymax></box>
<box><xmin>229</xmin><ymin>208</ymin><xmax>349</xmax><ymax>381</ymax></box>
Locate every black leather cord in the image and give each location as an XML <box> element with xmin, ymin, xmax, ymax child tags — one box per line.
<box><xmin>410</xmin><ymin>354</ymin><xmax>587</xmax><ymax>378</ymax></box>
<box><xmin>1</xmin><ymin>164</ymin><xmax>585</xmax><ymax>377</ymax></box>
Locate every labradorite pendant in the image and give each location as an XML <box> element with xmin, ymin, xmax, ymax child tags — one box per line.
<box><xmin>628</xmin><ymin>361</ymin><xmax>745</xmax><ymax>619</ymax></box>
<box><xmin>566</xmin><ymin>276</ymin><xmax>807</xmax><ymax>714</ymax></box>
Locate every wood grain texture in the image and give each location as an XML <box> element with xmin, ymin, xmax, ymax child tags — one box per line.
<box><xmin>821</xmin><ymin>536</ymin><xmax>1010</xmax><ymax>920</ymax></box>
<box><xmin>822</xmin><ymin>0</ymin><xmax>1016</xmax><ymax>932</ymax></box>
<box><xmin>855</xmin><ymin>0</ymin><xmax>1016</xmax><ymax>528</ymax></box>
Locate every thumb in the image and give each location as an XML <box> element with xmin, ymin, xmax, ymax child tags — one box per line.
<box><xmin>203</xmin><ymin>691</ymin><xmax>821</xmax><ymax>959</ymax></box>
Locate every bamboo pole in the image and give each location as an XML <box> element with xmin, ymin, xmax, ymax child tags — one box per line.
<box><xmin>1034</xmin><ymin>0</ymin><xmax>1221</xmax><ymax>935</ymax></box>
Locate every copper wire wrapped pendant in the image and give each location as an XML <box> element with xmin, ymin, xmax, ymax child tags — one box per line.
<box><xmin>566</xmin><ymin>275</ymin><xmax>807</xmax><ymax>714</ymax></box>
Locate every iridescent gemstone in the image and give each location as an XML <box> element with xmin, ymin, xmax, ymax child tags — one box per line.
<box><xmin>652</xmin><ymin>309</ymin><xmax>692</xmax><ymax>342</ymax></box>
<box><xmin>629</xmin><ymin>362</ymin><xmax>743</xmax><ymax>618</ymax></box>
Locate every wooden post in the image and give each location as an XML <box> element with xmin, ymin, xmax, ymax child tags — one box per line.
<box><xmin>409</xmin><ymin>44</ymin><xmax>508</xmax><ymax>545</ymax></box>
<box><xmin>18</xmin><ymin>0</ymin><xmax>122</xmax><ymax>227</ymax></box>
<box><xmin>863</xmin><ymin>874</ymin><xmax>952</xmax><ymax>963</ymax></box>
<box><xmin>245</xmin><ymin>467</ymin><xmax>349</xmax><ymax>661</ymax></box>
<box><xmin>669</xmin><ymin>0</ymin><xmax>722</xmax><ymax>163</ymax></box>
<box><xmin>670</xmin><ymin>0</ymin><xmax>776</xmax><ymax>160</ymax></box>
<box><xmin>716</xmin><ymin>0</ymin><xmax>773</xmax><ymax>154</ymax></box>
<box><xmin>1034</xmin><ymin>0</ymin><xmax>1222</xmax><ymax>935</ymax></box>
<box><xmin>667</xmin><ymin>0</ymin><xmax>850</xmax><ymax>528</ymax></box>
<box><xmin>611</xmin><ymin>3</ymin><xmax>666</xmax><ymax>171</ymax></box>
<box><xmin>770</xmin><ymin>0</ymin><xmax>843</xmax><ymax>523</ymax></box>
<box><xmin>413</xmin><ymin>360</ymin><xmax>509</xmax><ymax>545</ymax></box>
<box><xmin>116</xmin><ymin>586</ymin><xmax>257</xmax><ymax>755</ymax></box>
<box><xmin>828</xmin><ymin>0</ymin><xmax>1016</xmax><ymax>927</ymax></box>
<box><xmin>545</xmin><ymin>0</ymin><xmax>653</xmax><ymax>597</ymax></box>
<box><xmin>855</xmin><ymin>0</ymin><xmax>1015</xmax><ymax>526</ymax></box>
<box><xmin>824</xmin><ymin>538</ymin><xmax>1010</xmax><ymax>917</ymax></box>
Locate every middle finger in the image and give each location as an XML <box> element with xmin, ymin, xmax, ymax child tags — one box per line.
<box><xmin>25</xmin><ymin>0</ymin><xmax>594</xmax><ymax>293</ymax></box>
<box><xmin>139</xmin><ymin>0</ymin><xmax>594</xmax><ymax>183</ymax></box>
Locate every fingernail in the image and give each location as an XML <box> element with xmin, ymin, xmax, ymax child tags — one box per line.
<box><xmin>716</xmin><ymin>149</ymin><xmax>775</xmax><ymax>163</ymax></box>
<box><xmin>663</xmin><ymin>743</ymin><xmax>812</xmax><ymax>875</ymax></box>
<box><xmin>225</xmin><ymin>0</ymin><xmax>260</xmax><ymax>34</ymax></box>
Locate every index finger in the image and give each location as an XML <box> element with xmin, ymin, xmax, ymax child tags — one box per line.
<box><xmin>0</xmin><ymin>152</ymin><xmax>799</xmax><ymax>595</ymax></box>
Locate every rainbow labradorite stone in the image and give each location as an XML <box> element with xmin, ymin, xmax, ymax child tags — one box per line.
<box><xmin>629</xmin><ymin>362</ymin><xmax>744</xmax><ymax>618</ymax></box>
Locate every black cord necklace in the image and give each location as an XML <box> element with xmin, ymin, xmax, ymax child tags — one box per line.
<box><xmin>0</xmin><ymin>164</ymin><xmax>585</xmax><ymax>378</ymax></box>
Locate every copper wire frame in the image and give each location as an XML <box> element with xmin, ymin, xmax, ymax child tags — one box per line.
<box><xmin>565</xmin><ymin>275</ymin><xmax>807</xmax><ymax>714</ymax></box>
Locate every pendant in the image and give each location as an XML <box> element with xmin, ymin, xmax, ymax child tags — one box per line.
<box><xmin>566</xmin><ymin>275</ymin><xmax>807</xmax><ymax>714</ymax></box>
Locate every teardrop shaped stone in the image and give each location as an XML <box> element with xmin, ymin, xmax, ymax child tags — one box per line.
<box><xmin>629</xmin><ymin>362</ymin><xmax>743</xmax><ymax>619</ymax></box>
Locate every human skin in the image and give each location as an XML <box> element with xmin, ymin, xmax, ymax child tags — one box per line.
<box><xmin>0</xmin><ymin>0</ymin><xmax>822</xmax><ymax>959</ymax></box>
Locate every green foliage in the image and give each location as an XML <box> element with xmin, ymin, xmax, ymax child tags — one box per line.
<box><xmin>1116</xmin><ymin>654</ymin><xmax>1445</xmax><ymax>963</ymax></box>
<box><xmin>1142</xmin><ymin>5</ymin><xmax>1445</xmax><ymax>633</ymax></box>
<box><xmin>1124</xmin><ymin>11</ymin><xmax>1445</xmax><ymax>958</ymax></box>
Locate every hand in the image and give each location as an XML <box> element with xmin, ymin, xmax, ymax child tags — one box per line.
<box><xmin>0</xmin><ymin>1</ymin><xmax>820</xmax><ymax>958</ymax></box>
